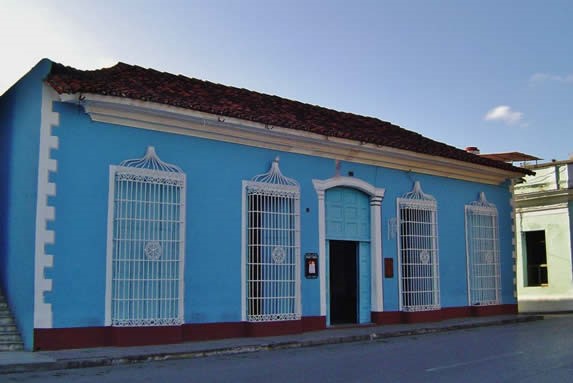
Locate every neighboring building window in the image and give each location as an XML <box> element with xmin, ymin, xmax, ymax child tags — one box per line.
<box><xmin>396</xmin><ymin>181</ymin><xmax>440</xmax><ymax>311</ymax></box>
<box><xmin>524</xmin><ymin>231</ymin><xmax>548</xmax><ymax>286</ymax></box>
<box><xmin>107</xmin><ymin>147</ymin><xmax>185</xmax><ymax>326</ymax></box>
<box><xmin>244</xmin><ymin>158</ymin><xmax>301</xmax><ymax>322</ymax></box>
<box><xmin>465</xmin><ymin>192</ymin><xmax>501</xmax><ymax>305</ymax></box>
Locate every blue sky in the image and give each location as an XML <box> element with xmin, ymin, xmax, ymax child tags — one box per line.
<box><xmin>2</xmin><ymin>0</ymin><xmax>572</xmax><ymax>161</ymax></box>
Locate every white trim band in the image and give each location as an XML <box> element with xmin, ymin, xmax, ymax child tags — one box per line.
<box><xmin>57</xmin><ymin>93</ymin><xmax>524</xmax><ymax>185</ymax></box>
<box><xmin>34</xmin><ymin>84</ymin><xmax>60</xmax><ymax>328</ymax></box>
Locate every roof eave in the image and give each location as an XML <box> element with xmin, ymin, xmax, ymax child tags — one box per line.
<box><xmin>56</xmin><ymin>91</ymin><xmax>526</xmax><ymax>185</ymax></box>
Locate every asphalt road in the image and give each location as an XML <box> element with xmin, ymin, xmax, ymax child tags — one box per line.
<box><xmin>4</xmin><ymin>315</ymin><xmax>573</xmax><ymax>382</ymax></box>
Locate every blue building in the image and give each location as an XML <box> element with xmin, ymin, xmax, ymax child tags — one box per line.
<box><xmin>0</xmin><ymin>59</ymin><xmax>531</xmax><ymax>350</ymax></box>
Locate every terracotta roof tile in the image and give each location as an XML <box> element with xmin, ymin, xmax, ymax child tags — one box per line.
<box><xmin>46</xmin><ymin>61</ymin><xmax>531</xmax><ymax>175</ymax></box>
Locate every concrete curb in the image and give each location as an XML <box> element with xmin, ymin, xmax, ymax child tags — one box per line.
<box><xmin>0</xmin><ymin>315</ymin><xmax>543</xmax><ymax>375</ymax></box>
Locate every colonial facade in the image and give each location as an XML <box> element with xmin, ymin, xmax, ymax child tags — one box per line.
<box><xmin>514</xmin><ymin>158</ymin><xmax>573</xmax><ymax>312</ymax></box>
<box><xmin>0</xmin><ymin>59</ymin><xmax>530</xmax><ymax>350</ymax></box>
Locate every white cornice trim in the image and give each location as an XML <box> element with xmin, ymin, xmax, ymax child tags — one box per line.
<box><xmin>516</xmin><ymin>204</ymin><xmax>569</xmax><ymax>215</ymax></box>
<box><xmin>58</xmin><ymin>93</ymin><xmax>524</xmax><ymax>185</ymax></box>
<box><xmin>515</xmin><ymin>188</ymin><xmax>573</xmax><ymax>204</ymax></box>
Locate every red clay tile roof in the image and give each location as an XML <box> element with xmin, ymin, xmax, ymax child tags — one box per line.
<box><xmin>46</xmin><ymin>61</ymin><xmax>531</xmax><ymax>175</ymax></box>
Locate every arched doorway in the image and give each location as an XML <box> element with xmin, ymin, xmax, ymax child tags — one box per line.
<box><xmin>326</xmin><ymin>187</ymin><xmax>370</xmax><ymax>324</ymax></box>
<box><xmin>313</xmin><ymin>176</ymin><xmax>385</xmax><ymax>326</ymax></box>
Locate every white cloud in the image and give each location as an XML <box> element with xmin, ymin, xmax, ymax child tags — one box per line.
<box><xmin>530</xmin><ymin>72</ymin><xmax>573</xmax><ymax>84</ymax></box>
<box><xmin>484</xmin><ymin>105</ymin><xmax>523</xmax><ymax>125</ymax></box>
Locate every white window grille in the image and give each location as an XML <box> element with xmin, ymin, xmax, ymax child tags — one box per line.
<box><xmin>465</xmin><ymin>192</ymin><xmax>501</xmax><ymax>305</ymax></box>
<box><xmin>244</xmin><ymin>158</ymin><xmax>301</xmax><ymax>322</ymax></box>
<box><xmin>397</xmin><ymin>181</ymin><xmax>440</xmax><ymax>312</ymax></box>
<box><xmin>106</xmin><ymin>146</ymin><xmax>185</xmax><ymax>327</ymax></box>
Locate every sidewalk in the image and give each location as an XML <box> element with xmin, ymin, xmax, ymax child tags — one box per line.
<box><xmin>0</xmin><ymin>314</ymin><xmax>543</xmax><ymax>375</ymax></box>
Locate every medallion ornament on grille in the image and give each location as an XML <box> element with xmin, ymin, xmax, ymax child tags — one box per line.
<box><xmin>272</xmin><ymin>246</ymin><xmax>286</xmax><ymax>264</ymax></box>
<box><xmin>420</xmin><ymin>250</ymin><xmax>430</xmax><ymax>264</ymax></box>
<box><xmin>144</xmin><ymin>241</ymin><xmax>162</xmax><ymax>260</ymax></box>
<box><xmin>485</xmin><ymin>251</ymin><xmax>494</xmax><ymax>264</ymax></box>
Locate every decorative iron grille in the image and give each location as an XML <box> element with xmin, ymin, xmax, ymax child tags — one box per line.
<box><xmin>245</xmin><ymin>158</ymin><xmax>301</xmax><ymax>322</ymax></box>
<box><xmin>107</xmin><ymin>147</ymin><xmax>185</xmax><ymax>326</ymax></box>
<box><xmin>465</xmin><ymin>192</ymin><xmax>501</xmax><ymax>305</ymax></box>
<box><xmin>397</xmin><ymin>181</ymin><xmax>440</xmax><ymax>312</ymax></box>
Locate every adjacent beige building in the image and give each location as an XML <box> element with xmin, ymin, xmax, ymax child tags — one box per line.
<box><xmin>514</xmin><ymin>158</ymin><xmax>573</xmax><ymax>312</ymax></box>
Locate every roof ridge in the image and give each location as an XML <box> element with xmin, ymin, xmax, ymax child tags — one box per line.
<box><xmin>44</xmin><ymin>59</ymin><xmax>532</xmax><ymax>175</ymax></box>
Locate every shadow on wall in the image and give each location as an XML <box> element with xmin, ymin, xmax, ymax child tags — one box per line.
<box><xmin>519</xmin><ymin>298</ymin><xmax>573</xmax><ymax>313</ymax></box>
<box><xmin>0</xmin><ymin>96</ymin><xmax>14</xmax><ymax>292</ymax></box>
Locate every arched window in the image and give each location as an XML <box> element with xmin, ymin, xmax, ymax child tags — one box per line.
<box><xmin>465</xmin><ymin>192</ymin><xmax>501</xmax><ymax>305</ymax></box>
<box><xmin>106</xmin><ymin>147</ymin><xmax>185</xmax><ymax>326</ymax></box>
<box><xmin>397</xmin><ymin>181</ymin><xmax>440</xmax><ymax>312</ymax></box>
<box><xmin>243</xmin><ymin>158</ymin><xmax>301</xmax><ymax>322</ymax></box>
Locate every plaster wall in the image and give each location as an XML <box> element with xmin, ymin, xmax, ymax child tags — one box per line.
<box><xmin>0</xmin><ymin>64</ymin><xmax>498</xmax><ymax>348</ymax></box>
<box><xmin>44</xmin><ymin>99</ymin><xmax>517</xmax><ymax>329</ymax></box>
<box><xmin>0</xmin><ymin>59</ymin><xmax>53</xmax><ymax>349</ymax></box>
<box><xmin>516</xmin><ymin>208</ymin><xmax>573</xmax><ymax>312</ymax></box>
<box><xmin>515</xmin><ymin>163</ymin><xmax>571</xmax><ymax>194</ymax></box>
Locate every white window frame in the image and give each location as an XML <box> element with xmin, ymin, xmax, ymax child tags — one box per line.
<box><xmin>241</xmin><ymin>158</ymin><xmax>301</xmax><ymax>322</ymax></box>
<box><xmin>465</xmin><ymin>192</ymin><xmax>501</xmax><ymax>305</ymax></box>
<box><xmin>396</xmin><ymin>181</ymin><xmax>440</xmax><ymax>312</ymax></box>
<box><xmin>105</xmin><ymin>146</ymin><xmax>186</xmax><ymax>327</ymax></box>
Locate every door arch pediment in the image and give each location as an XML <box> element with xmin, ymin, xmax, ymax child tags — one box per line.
<box><xmin>313</xmin><ymin>176</ymin><xmax>385</xmax><ymax>199</ymax></box>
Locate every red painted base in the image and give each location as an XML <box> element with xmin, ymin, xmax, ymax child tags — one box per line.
<box><xmin>33</xmin><ymin>305</ymin><xmax>516</xmax><ymax>351</ymax></box>
<box><xmin>401</xmin><ymin>310</ymin><xmax>445</xmax><ymax>323</ymax></box>
<box><xmin>371</xmin><ymin>311</ymin><xmax>401</xmax><ymax>324</ymax></box>
<box><xmin>471</xmin><ymin>304</ymin><xmax>518</xmax><ymax>316</ymax></box>
<box><xmin>302</xmin><ymin>316</ymin><xmax>327</xmax><ymax>332</ymax></box>
<box><xmin>373</xmin><ymin>304</ymin><xmax>518</xmax><ymax>325</ymax></box>
<box><xmin>111</xmin><ymin>326</ymin><xmax>183</xmax><ymax>347</ymax></box>
<box><xmin>34</xmin><ymin>327</ymin><xmax>109</xmax><ymax>351</ymax></box>
<box><xmin>34</xmin><ymin>316</ymin><xmax>328</xmax><ymax>351</ymax></box>
<box><xmin>183</xmin><ymin>322</ymin><xmax>246</xmax><ymax>342</ymax></box>
<box><xmin>246</xmin><ymin>320</ymin><xmax>302</xmax><ymax>337</ymax></box>
<box><xmin>442</xmin><ymin>306</ymin><xmax>472</xmax><ymax>319</ymax></box>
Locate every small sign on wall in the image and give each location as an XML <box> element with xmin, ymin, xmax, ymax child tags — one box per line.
<box><xmin>304</xmin><ymin>253</ymin><xmax>318</xmax><ymax>279</ymax></box>
<box><xmin>384</xmin><ymin>258</ymin><xmax>394</xmax><ymax>278</ymax></box>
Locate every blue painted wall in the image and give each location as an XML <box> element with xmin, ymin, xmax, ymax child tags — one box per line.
<box><xmin>0</xmin><ymin>59</ymin><xmax>53</xmax><ymax>349</ymax></box>
<box><xmin>51</xmin><ymin>102</ymin><xmax>331</xmax><ymax>325</ymax></box>
<box><xmin>49</xmin><ymin>98</ymin><xmax>516</xmax><ymax>329</ymax></box>
<box><xmin>332</xmin><ymin>162</ymin><xmax>515</xmax><ymax>310</ymax></box>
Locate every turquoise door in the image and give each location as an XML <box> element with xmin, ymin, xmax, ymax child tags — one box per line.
<box><xmin>358</xmin><ymin>242</ymin><xmax>371</xmax><ymax>324</ymax></box>
<box><xmin>325</xmin><ymin>187</ymin><xmax>371</xmax><ymax>324</ymax></box>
